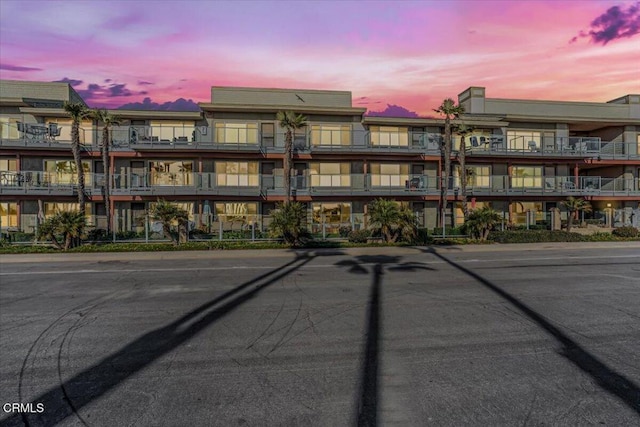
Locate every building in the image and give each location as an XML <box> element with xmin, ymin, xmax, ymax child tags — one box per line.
<box><xmin>1</xmin><ymin>79</ymin><xmax>639</xmax><ymax>236</ymax></box>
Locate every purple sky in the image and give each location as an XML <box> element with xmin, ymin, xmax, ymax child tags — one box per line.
<box><xmin>1</xmin><ymin>0</ymin><xmax>639</xmax><ymax>116</ymax></box>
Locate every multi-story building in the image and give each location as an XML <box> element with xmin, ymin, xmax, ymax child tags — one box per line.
<box><xmin>1</xmin><ymin>79</ymin><xmax>638</xmax><ymax>236</ymax></box>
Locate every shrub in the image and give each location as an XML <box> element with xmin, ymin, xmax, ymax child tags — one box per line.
<box><xmin>432</xmin><ymin>226</ymin><xmax>465</xmax><ymax>236</ymax></box>
<box><xmin>338</xmin><ymin>225</ymin><xmax>352</xmax><ymax>238</ymax></box>
<box><xmin>268</xmin><ymin>202</ymin><xmax>311</xmax><ymax>246</ymax></box>
<box><xmin>612</xmin><ymin>226</ymin><xmax>639</xmax><ymax>238</ymax></box>
<box><xmin>348</xmin><ymin>229</ymin><xmax>371</xmax><ymax>243</ymax></box>
<box><xmin>488</xmin><ymin>230</ymin><xmax>588</xmax><ymax>243</ymax></box>
<box><xmin>87</xmin><ymin>228</ymin><xmax>109</xmax><ymax>241</ymax></box>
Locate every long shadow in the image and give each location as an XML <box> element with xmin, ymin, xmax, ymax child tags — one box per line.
<box><xmin>1</xmin><ymin>250</ymin><xmax>339</xmax><ymax>427</ymax></box>
<box><xmin>337</xmin><ymin>255</ymin><xmax>435</xmax><ymax>427</ymax></box>
<box><xmin>422</xmin><ymin>247</ymin><xmax>640</xmax><ymax>415</ymax></box>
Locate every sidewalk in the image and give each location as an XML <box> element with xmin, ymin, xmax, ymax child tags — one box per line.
<box><xmin>1</xmin><ymin>241</ymin><xmax>638</xmax><ymax>264</ymax></box>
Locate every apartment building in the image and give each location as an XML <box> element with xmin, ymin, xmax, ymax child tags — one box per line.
<box><xmin>1</xmin><ymin>79</ymin><xmax>639</xmax><ymax>235</ymax></box>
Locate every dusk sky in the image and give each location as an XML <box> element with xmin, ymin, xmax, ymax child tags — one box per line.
<box><xmin>1</xmin><ymin>0</ymin><xmax>639</xmax><ymax>116</ymax></box>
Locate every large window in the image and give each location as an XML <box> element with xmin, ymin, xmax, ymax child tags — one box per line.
<box><xmin>215</xmin><ymin>123</ymin><xmax>258</xmax><ymax>144</ymax></box>
<box><xmin>45</xmin><ymin>118</ymin><xmax>94</xmax><ymax>145</ymax></box>
<box><xmin>311</xmin><ymin>125</ymin><xmax>351</xmax><ymax>146</ymax></box>
<box><xmin>456</xmin><ymin>165</ymin><xmax>491</xmax><ymax>187</ymax></box>
<box><xmin>44</xmin><ymin>202</ymin><xmax>79</xmax><ymax>216</ymax></box>
<box><xmin>0</xmin><ymin>202</ymin><xmax>18</xmax><ymax>228</ymax></box>
<box><xmin>309</xmin><ymin>162</ymin><xmax>351</xmax><ymax>187</ymax></box>
<box><xmin>512</xmin><ymin>201</ymin><xmax>544</xmax><ymax>224</ymax></box>
<box><xmin>507</xmin><ymin>131</ymin><xmax>542</xmax><ymax>151</ymax></box>
<box><xmin>215</xmin><ymin>161</ymin><xmax>259</xmax><ymax>186</ymax></box>
<box><xmin>149</xmin><ymin>161</ymin><xmax>193</xmax><ymax>186</ymax></box>
<box><xmin>370</xmin><ymin>163</ymin><xmax>409</xmax><ymax>187</ymax></box>
<box><xmin>215</xmin><ymin>202</ymin><xmax>257</xmax><ymax>223</ymax></box>
<box><xmin>148</xmin><ymin>202</ymin><xmax>194</xmax><ymax>223</ymax></box>
<box><xmin>44</xmin><ymin>160</ymin><xmax>91</xmax><ymax>185</ymax></box>
<box><xmin>150</xmin><ymin>121</ymin><xmax>195</xmax><ymax>142</ymax></box>
<box><xmin>512</xmin><ymin>166</ymin><xmax>543</xmax><ymax>188</ymax></box>
<box><xmin>0</xmin><ymin>117</ymin><xmax>20</xmax><ymax>139</ymax></box>
<box><xmin>312</xmin><ymin>202</ymin><xmax>352</xmax><ymax>224</ymax></box>
<box><xmin>370</xmin><ymin>126</ymin><xmax>409</xmax><ymax>147</ymax></box>
<box><xmin>0</xmin><ymin>158</ymin><xmax>17</xmax><ymax>171</ymax></box>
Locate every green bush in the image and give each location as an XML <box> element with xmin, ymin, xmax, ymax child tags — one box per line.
<box><xmin>612</xmin><ymin>226</ymin><xmax>639</xmax><ymax>238</ymax></box>
<box><xmin>488</xmin><ymin>230</ymin><xmax>588</xmax><ymax>243</ymax></box>
<box><xmin>433</xmin><ymin>226</ymin><xmax>465</xmax><ymax>236</ymax></box>
<box><xmin>338</xmin><ymin>225</ymin><xmax>352</xmax><ymax>238</ymax></box>
<box><xmin>347</xmin><ymin>229</ymin><xmax>371</xmax><ymax>243</ymax></box>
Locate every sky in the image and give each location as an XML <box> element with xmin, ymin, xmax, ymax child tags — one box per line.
<box><xmin>1</xmin><ymin>0</ymin><xmax>639</xmax><ymax>117</ymax></box>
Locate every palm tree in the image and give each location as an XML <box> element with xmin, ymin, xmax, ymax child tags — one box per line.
<box><xmin>463</xmin><ymin>206</ymin><xmax>502</xmax><ymax>240</ymax></box>
<box><xmin>64</xmin><ymin>102</ymin><xmax>89</xmax><ymax>216</ymax></box>
<box><xmin>277</xmin><ymin>111</ymin><xmax>307</xmax><ymax>203</ymax></box>
<box><xmin>268</xmin><ymin>201</ymin><xmax>310</xmax><ymax>246</ymax></box>
<box><xmin>561</xmin><ymin>196</ymin><xmax>592</xmax><ymax>232</ymax></box>
<box><xmin>91</xmin><ymin>109</ymin><xmax>120</xmax><ymax>233</ymax></box>
<box><xmin>149</xmin><ymin>199</ymin><xmax>189</xmax><ymax>245</ymax></box>
<box><xmin>367</xmin><ymin>198</ymin><xmax>417</xmax><ymax>243</ymax></box>
<box><xmin>455</xmin><ymin>123</ymin><xmax>474</xmax><ymax>221</ymax></box>
<box><xmin>37</xmin><ymin>211</ymin><xmax>86</xmax><ymax>250</ymax></box>
<box><xmin>434</xmin><ymin>98</ymin><xmax>465</xmax><ymax>230</ymax></box>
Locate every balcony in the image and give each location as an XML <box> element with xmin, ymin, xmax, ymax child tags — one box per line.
<box><xmin>0</xmin><ymin>171</ymin><xmax>102</xmax><ymax>196</ymax></box>
<box><xmin>0</xmin><ymin>122</ymin><xmax>93</xmax><ymax>149</ymax></box>
<box><xmin>464</xmin><ymin>175</ymin><xmax>640</xmax><ymax>196</ymax></box>
<box><xmin>110</xmin><ymin>172</ymin><xmax>260</xmax><ymax>196</ymax></box>
<box><xmin>466</xmin><ymin>135</ymin><xmax>639</xmax><ymax>159</ymax></box>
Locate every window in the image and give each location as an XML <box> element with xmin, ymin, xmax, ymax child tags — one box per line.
<box><xmin>44</xmin><ymin>160</ymin><xmax>91</xmax><ymax>185</ymax></box>
<box><xmin>370</xmin><ymin>163</ymin><xmax>409</xmax><ymax>187</ymax></box>
<box><xmin>456</xmin><ymin>165</ymin><xmax>490</xmax><ymax>188</ymax></box>
<box><xmin>150</xmin><ymin>121</ymin><xmax>195</xmax><ymax>141</ymax></box>
<box><xmin>512</xmin><ymin>166</ymin><xmax>543</xmax><ymax>188</ymax></box>
<box><xmin>0</xmin><ymin>158</ymin><xmax>17</xmax><ymax>171</ymax></box>
<box><xmin>370</xmin><ymin>126</ymin><xmax>409</xmax><ymax>147</ymax></box>
<box><xmin>0</xmin><ymin>202</ymin><xmax>18</xmax><ymax>228</ymax></box>
<box><xmin>148</xmin><ymin>202</ymin><xmax>194</xmax><ymax>223</ymax></box>
<box><xmin>512</xmin><ymin>201</ymin><xmax>544</xmax><ymax>224</ymax></box>
<box><xmin>149</xmin><ymin>161</ymin><xmax>194</xmax><ymax>186</ymax></box>
<box><xmin>506</xmin><ymin>131</ymin><xmax>542</xmax><ymax>151</ymax></box>
<box><xmin>44</xmin><ymin>202</ymin><xmax>79</xmax><ymax>216</ymax></box>
<box><xmin>309</xmin><ymin>162</ymin><xmax>351</xmax><ymax>186</ymax></box>
<box><xmin>45</xmin><ymin>118</ymin><xmax>94</xmax><ymax>145</ymax></box>
<box><xmin>312</xmin><ymin>202</ymin><xmax>351</xmax><ymax>224</ymax></box>
<box><xmin>311</xmin><ymin>125</ymin><xmax>351</xmax><ymax>146</ymax></box>
<box><xmin>215</xmin><ymin>123</ymin><xmax>258</xmax><ymax>144</ymax></box>
<box><xmin>0</xmin><ymin>117</ymin><xmax>20</xmax><ymax>139</ymax></box>
<box><xmin>215</xmin><ymin>202</ymin><xmax>257</xmax><ymax>223</ymax></box>
<box><xmin>215</xmin><ymin>161</ymin><xmax>259</xmax><ymax>186</ymax></box>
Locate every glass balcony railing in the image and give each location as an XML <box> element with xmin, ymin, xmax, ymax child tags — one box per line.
<box><xmin>3</xmin><ymin>170</ymin><xmax>637</xmax><ymax>197</ymax></box>
<box><xmin>0</xmin><ymin>122</ymin><xmax>93</xmax><ymax>147</ymax></box>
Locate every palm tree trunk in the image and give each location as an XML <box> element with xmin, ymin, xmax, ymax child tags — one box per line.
<box><xmin>441</xmin><ymin>117</ymin><xmax>452</xmax><ymax>229</ymax></box>
<box><xmin>567</xmin><ymin>210</ymin><xmax>574</xmax><ymax>232</ymax></box>
<box><xmin>71</xmin><ymin>120</ymin><xmax>86</xmax><ymax>216</ymax></box>
<box><xmin>459</xmin><ymin>136</ymin><xmax>469</xmax><ymax>221</ymax></box>
<box><xmin>102</xmin><ymin>126</ymin><xmax>111</xmax><ymax>233</ymax></box>
<box><xmin>283</xmin><ymin>129</ymin><xmax>292</xmax><ymax>203</ymax></box>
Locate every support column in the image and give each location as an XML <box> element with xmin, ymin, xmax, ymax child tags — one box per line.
<box><xmin>574</xmin><ymin>164</ymin><xmax>579</xmax><ymax>187</ymax></box>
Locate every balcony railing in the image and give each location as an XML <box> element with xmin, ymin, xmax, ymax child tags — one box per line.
<box><xmin>466</xmin><ymin>135</ymin><xmax>639</xmax><ymax>159</ymax></box>
<box><xmin>3</xmin><ymin>171</ymin><xmax>637</xmax><ymax>197</ymax></box>
<box><xmin>0</xmin><ymin>122</ymin><xmax>93</xmax><ymax>148</ymax></box>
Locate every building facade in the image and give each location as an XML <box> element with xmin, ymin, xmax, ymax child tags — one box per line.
<box><xmin>1</xmin><ymin>79</ymin><xmax>639</xmax><ymax>235</ymax></box>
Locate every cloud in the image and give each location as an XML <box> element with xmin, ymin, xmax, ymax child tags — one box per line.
<box><xmin>74</xmin><ymin>81</ymin><xmax>149</xmax><ymax>107</ymax></box>
<box><xmin>571</xmin><ymin>2</ymin><xmax>640</xmax><ymax>45</ymax></box>
<box><xmin>138</xmin><ymin>80</ymin><xmax>153</xmax><ymax>85</ymax></box>
<box><xmin>53</xmin><ymin>77</ymin><xmax>83</xmax><ymax>87</ymax></box>
<box><xmin>116</xmin><ymin>97</ymin><xmax>200</xmax><ymax>111</ymax></box>
<box><xmin>365</xmin><ymin>104</ymin><xmax>419</xmax><ymax>118</ymax></box>
<box><xmin>0</xmin><ymin>63</ymin><xmax>42</xmax><ymax>72</ymax></box>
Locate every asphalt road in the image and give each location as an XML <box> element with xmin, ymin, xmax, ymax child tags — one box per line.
<box><xmin>1</xmin><ymin>243</ymin><xmax>639</xmax><ymax>426</ymax></box>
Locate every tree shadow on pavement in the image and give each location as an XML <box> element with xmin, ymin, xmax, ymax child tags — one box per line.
<box><xmin>421</xmin><ymin>247</ymin><xmax>640</xmax><ymax>415</ymax></box>
<box><xmin>336</xmin><ymin>255</ymin><xmax>435</xmax><ymax>427</ymax></box>
<box><xmin>2</xmin><ymin>250</ymin><xmax>343</xmax><ymax>427</ymax></box>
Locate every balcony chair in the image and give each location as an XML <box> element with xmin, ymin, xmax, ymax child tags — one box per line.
<box><xmin>528</xmin><ymin>140</ymin><xmax>539</xmax><ymax>152</ymax></box>
<box><xmin>470</xmin><ymin>136</ymin><xmax>479</xmax><ymax>147</ymax></box>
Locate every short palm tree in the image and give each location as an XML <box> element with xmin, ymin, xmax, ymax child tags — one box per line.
<box><xmin>434</xmin><ymin>98</ymin><xmax>465</xmax><ymax>229</ymax></box>
<box><xmin>268</xmin><ymin>202</ymin><xmax>310</xmax><ymax>246</ymax></box>
<box><xmin>463</xmin><ymin>206</ymin><xmax>502</xmax><ymax>241</ymax></box>
<box><xmin>91</xmin><ymin>109</ymin><xmax>120</xmax><ymax>233</ymax></box>
<box><xmin>149</xmin><ymin>199</ymin><xmax>189</xmax><ymax>245</ymax></box>
<box><xmin>64</xmin><ymin>102</ymin><xmax>90</xmax><ymax>216</ymax></box>
<box><xmin>367</xmin><ymin>198</ymin><xmax>417</xmax><ymax>243</ymax></box>
<box><xmin>37</xmin><ymin>211</ymin><xmax>86</xmax><ymax>250</ymax></box>
<box><xmin>561</xmin><ymin>196</ymin><xmax>592</xmax><ymax>232</ymax></box>
<box><xmin>455</xmin><ymin>123</ymin><xmax>474</xmax><ymax>221</ymax></box>
<box><xmin>277</xmin><ymin>111</ymin><xmax>307</xmax><ymax>202</ymax></box>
